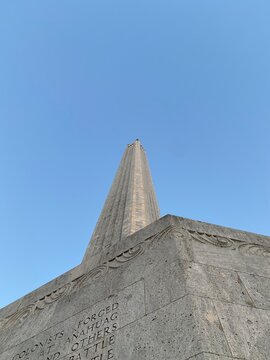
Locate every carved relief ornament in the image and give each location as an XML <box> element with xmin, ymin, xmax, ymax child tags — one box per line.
<box><xmin>1</xmin><ymin>226</ymin><xmax>269</xmax><ymax>330</ymax></box>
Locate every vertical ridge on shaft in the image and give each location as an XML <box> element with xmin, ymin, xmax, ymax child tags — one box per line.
<box><xmin>83</xmin><ymin>139</ymin><xmax>160</xmax><ymax>262</ymax></box>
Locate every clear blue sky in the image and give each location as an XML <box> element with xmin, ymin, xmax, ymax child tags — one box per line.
<box><xmin>0</xmin><ymin>1</ymin><xmax>269</xmax><ymax>308</ymax></box>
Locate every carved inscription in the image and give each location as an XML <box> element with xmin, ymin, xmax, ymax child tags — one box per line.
<box><xmin>11</xmin><ymin>301</ymin><xmax>119</xmax><ymax>360</ymax></box>
<box><xmin>65</xmin><ymin>302</ymin><xmax>118</xmax><ymax>360</ymax></box>
<box><xmin>12</xmin><ymin>331</ymin><xmax>64</xmax><ymax>360</ymax></box>
<box><xmin>7</xmin><ymin>280</ymin><xmax>145</xmax><ymax>360</ymax></box>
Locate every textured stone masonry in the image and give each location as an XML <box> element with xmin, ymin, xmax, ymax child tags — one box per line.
<box><xmin>1</xmin><ymin>215</ymin><xmax>270</xmax><ymax>359</ymax></box>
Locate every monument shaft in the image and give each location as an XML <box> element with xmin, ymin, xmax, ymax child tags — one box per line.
<box><xmin>83</xmin><ymin>139</ymin><xmax>160</xmax><ymax>261</ymax></box>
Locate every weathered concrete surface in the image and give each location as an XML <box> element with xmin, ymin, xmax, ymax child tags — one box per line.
<box><xmin>1</xmin><ymin>215</ymin><xmax>270</xmax><ymax>359</ymax></box>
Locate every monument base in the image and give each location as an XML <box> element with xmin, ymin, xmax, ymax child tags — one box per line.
<box><xmin>1</xmin><ymin>215</ymin><xmax>270</xmax><ymax>359</ymax></box>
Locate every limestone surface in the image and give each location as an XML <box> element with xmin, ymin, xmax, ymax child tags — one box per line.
<box><xmin>1</xmin><ymin>215</ymin><xmax>270</xmax><ymax>360</ymax></box>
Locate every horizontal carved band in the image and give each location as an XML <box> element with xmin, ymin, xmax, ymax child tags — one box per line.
<box><xmin>0</xmin><ymin>243</ymin><xmax>146</xmax><ymax>330</ymax></box>
<box><xmin>188</xmin><ymin>229</ymin><xmax>270</xmax><ymax>258</ymax></box>
<box><xmin>1</xmin><ymin>226</ymin><xmax>269</xmax><ymax>330</ymax></box>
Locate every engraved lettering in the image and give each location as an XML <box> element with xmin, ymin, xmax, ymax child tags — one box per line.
<box><xmin>46</xmin><ymin>352</ymin><xmax>60</xmax><ymax>360</ymax></box>
<box><xmin>11</xmin><ymin>301</ymin><xmax>119</xmax><ymax>360</ymax></box>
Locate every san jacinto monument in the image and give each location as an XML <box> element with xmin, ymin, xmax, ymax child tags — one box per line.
<box><xmin>1</xmin><ymin>140</ymin><xmax>270</xmax><ymax>359</ymax></box>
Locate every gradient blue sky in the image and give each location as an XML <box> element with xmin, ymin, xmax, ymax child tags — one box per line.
<box><xmin>0</xmin><ymin>1</ymin><xmax>269</xmax><ymax>308</ymax></box>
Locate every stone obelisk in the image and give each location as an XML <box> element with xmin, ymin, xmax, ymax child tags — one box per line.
<box><xmin>83</xmin><ymin>139</ymin><xmax>160</xmax><ymax>262</ymax></box>
<box><xmin>1</xmin><ymin>140</ymin><xmax>270</xmax><ymax>360</ymax></box>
